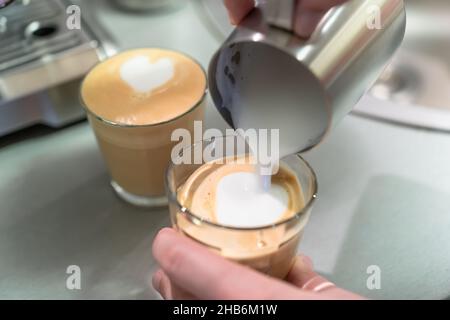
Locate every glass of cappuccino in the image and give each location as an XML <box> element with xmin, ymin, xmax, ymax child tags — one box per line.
<box><xmin>166</xmin><ymin>135</ymin><xmax>317</xmax><ymax>279</ymax></box>
<box><xmin>81</xmin><ymin>48</ymin><xmax>207</xmax><ymax>207</ymax></box>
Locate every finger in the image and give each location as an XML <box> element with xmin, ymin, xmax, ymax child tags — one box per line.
<box><xmin>170</xmin><ymin>281</ymin><xmax>198</xmax><ymax>300</ymax></box>
<box><xmin>294</xmin><ymin>0</ymin><xmax>348</xmax><ymax>37</ymax></box>
<box><xmin>286</xmin><ymin>255</ymin><xmax>318</xmax><ymax>288</ymax></box>
<box><xmin>287</xmin><ymin>255</ymin><xmax>336</xmax><ymax>292</ymax></box>
<box><xmin>153</xmin><ymin>269</ymin><xmax>198</xmax><ymax>300</ymax></box>
<box><xmin>286</xmin><ymin>256</ymin><xmax>365</xmax><ymax>300</ymax></box>
<box><xmin>152</xmin><ymin>269</ymin><xmax>173</xmax><ymax>300</ymax></box>
<box><xmin>224</xmin><ymin>0</ymin><xmax>255</xmax><ymax>25</ymax></box>
<box><xmin>152</xmin><ymin>228</ymin><xmax>320</xmax><ymax>300</ymax></box>
<box><xmin>293</xmin><ymin>6</ymin><xmax>327</xmax><ymax>38</ymax></box>
<box><xmin>300</xmin><ymin>0</ymin><xmax>348</xmax><ymax>11</ymax></box>
<box><xmin>286</xmin><ymin>255</ymin><xmax>334</xmax><ymax>292</ymax></box>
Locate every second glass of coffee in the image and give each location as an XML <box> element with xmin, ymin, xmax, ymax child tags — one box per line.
<box><xmin>81</xmin><ymin>48</ymin><xmax>207</xmax><ymax>207</ymax></box>
<box><xmin>167</xmin><ymin>136</ymin><xmax>317</xmax><ymax>279</ymax></box>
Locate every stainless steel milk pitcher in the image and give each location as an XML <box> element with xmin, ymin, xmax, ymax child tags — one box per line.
<box><xmin>209</xmin><ymin>0</ymin><xmax>406</xmax><ymax>154</ymax></box>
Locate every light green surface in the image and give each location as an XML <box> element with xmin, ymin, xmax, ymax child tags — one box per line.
<box><xmin>0</xmin><ymin>0</ymin><xmax>449</xmax><ymax>299</ymax></box>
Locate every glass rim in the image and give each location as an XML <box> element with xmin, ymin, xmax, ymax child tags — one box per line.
<box><xmin>79</xmin><ymin>47</ymin><xmax>208</xmax><ymax>128</ymax></box>
<box><xmin>165</xmin><ymin>136</ymin><xmax>318</xmax><ymax>231</ymax></box>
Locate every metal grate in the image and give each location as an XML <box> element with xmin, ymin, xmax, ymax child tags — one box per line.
<box><xmin>0</xmin><ymin>0</ymin><xmax>86</xmax><ymax>71</ymax></box>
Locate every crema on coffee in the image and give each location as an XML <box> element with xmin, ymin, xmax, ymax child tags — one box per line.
<box><xmin>178</xmin><ymin>159</ymin><xmax>304</xmax><ymax>227</ymax></box>
<box><xmin>82</xmin><ymin>48</ymin><xmax>206</xmax><ymax>125</ymax></box>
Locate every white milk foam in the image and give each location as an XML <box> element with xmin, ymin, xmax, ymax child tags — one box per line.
<box><xmin>119</xmin><ymin>55</ymin><xmax>174</xmax><ymax>93</ymax></box>
<box><xmin>215</xmin><ymin>171</ymin><xmax>289</xmax><ymax>228</ymax></box>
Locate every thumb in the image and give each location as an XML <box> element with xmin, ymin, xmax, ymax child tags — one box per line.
<box><xmin>224</xmin><ymin>0</ymin><xmax>255</xmax><ymax>25</ymax></box>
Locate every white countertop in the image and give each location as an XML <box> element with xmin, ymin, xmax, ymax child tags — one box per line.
<box><xmin>0</xmin><ymin>0</ymin><xmax>449</xmax><ymax>299</ymax></box>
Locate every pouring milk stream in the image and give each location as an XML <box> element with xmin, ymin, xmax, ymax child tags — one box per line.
<box><xmin>206</xmin><ymin>0</ymin><xmax>406</xmax><ymax>226</ymax></box>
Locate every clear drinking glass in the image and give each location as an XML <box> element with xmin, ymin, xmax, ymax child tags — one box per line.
<box><xmin>80</xmin><ymin>50</ymin><xmax>207</xmax><ymax>207</ymax></box>
<box><xmin>166</xmin><ymin>136</ymin><xmax>317</xmax><ymax>279</ymax></box>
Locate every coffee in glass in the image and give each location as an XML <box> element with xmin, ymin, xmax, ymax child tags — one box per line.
<box><xmin>81</xmin><ymin>48</ymin><xmax>207</xmax><ymax>207</ymax></box>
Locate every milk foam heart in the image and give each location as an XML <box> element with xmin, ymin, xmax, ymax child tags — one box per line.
<box><xmin>119</xmin><ymin>56</ymin><xmax>174</xmax><ymax>93</ymax></box>
<box><xmin>215</xmin><ymin>172</ymin><xmax>289</xmax><ymax>228</ymax></box>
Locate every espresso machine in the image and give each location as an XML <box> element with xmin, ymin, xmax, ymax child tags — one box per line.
<box><xmin>0</xmin><ymin>0</ymin><xmax>116</xmax><ymax>136</ymax></box>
